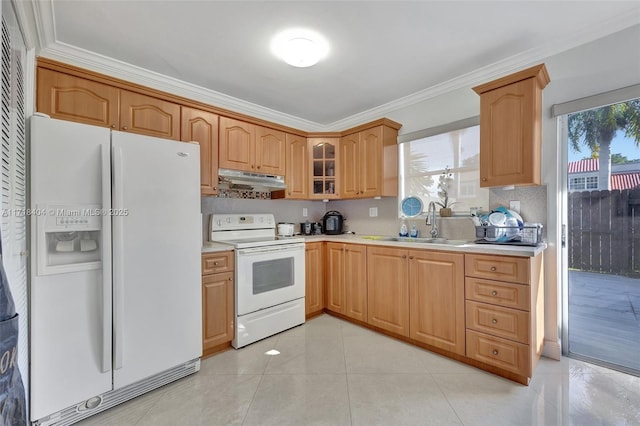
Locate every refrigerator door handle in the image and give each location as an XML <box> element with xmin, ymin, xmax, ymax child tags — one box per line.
<box><xmin>113</xmin><ymin>145</ymin><xmax>125</xmax><ymax>370</ymax></box>
<box><xmin>101</xmin><ymin>144</ymin><xmax>113</xmax><ymax>373</ymax></box>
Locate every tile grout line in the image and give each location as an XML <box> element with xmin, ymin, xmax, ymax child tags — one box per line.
<box><xmin>341</xmin><ymin>322</ymin><xmax>355</xmax><ymax>425</ymax></box>
<box><xmin>429</xmin><ymin>371</ymin><xmax>466</xmax><ymax>426</ymax></box>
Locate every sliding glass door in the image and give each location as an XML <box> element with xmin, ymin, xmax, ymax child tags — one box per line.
<box><xmin>562</xmin><ymin>98</ymin><xmax>640</xmax><ymax>375</ymax></box>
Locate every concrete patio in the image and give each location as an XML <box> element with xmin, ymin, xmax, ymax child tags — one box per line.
<box><xmin>569</xmin><ymin>270</ymin><xmax>640</xmax><ymax>373</ymax></box>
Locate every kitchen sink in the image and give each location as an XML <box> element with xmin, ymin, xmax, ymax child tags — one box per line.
<box><xmin>360</xmin><ymin>236</ymin><xmax>469</xmax><ymax>246</ymax></box>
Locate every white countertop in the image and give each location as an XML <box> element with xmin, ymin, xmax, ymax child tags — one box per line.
<box><xmin>299</xmin><ymin>234</ymin><xmax>546</xmax><ymax>257</ymax></box>
<box><xmin>202</xmin><ymin>241</ymin><xmax>235</xmax><ymax>253</ymax></box>
<box><xmin>202</xmin><ymin>234</ymin><xmax>546</xmax><ymax>257</ymax></box>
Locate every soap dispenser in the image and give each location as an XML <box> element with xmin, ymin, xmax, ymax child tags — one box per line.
<box><xmin>399</xmin><ymin>220</ymin><xmax>409</xmax><ymax>237</ymax></box>
<box><xmin>410</xmin><ymin>224</ymin><xmax>418</xmax><ymax>238</ymax></box>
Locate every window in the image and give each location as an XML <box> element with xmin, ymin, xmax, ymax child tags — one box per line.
<box><xmin>398</xmin><ymin>124</ymin><xmax>489</xmax><ymax>216</ymax></box>
<box><xmin>569</xmin><ymin>176</ymin><xmax>585</xmax><ymax>190</ymax></box>
<box><xmin>586</xmin><ymin>176</ymin><xmax>598</xmax><ymax>189</ymax></box>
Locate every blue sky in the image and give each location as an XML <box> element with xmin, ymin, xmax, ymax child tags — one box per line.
<box><xmin>568</xmin><ymin>132</ymin><xmax>640</xmax><ymax>162</ymax></box>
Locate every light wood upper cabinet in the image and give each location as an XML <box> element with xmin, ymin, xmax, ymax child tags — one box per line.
<box><xmin>119</xmin><ymin>90</ymin><xmax>181</xmax><ymax>140</ymax></box>
<box><xmin>305</xmin><ymin>242</ymin><xmax>324</xmax><ymax>318</ymax></box>
<box><xmin>219</xmin><ymin>116</ymin><xmax>286</xmax><ymax>175</ymax></box>
<box><xmin>409</xmin><ymin>250</ymin><xmax>465</xmax><ymax>355</ymax></box>
<box><xmin>309</xmin><ymin>138</ymin><xmax>340</xmax><ymax>199</ymax></box>
<box><xmin>37</xmin><ymin>67</ymin><xmax>119</xmax><ymax>128</ymax></box>
<box><xmin>473</xmin><ymin>64</ymin><xmax>550</xmax><ymax>187</ymax></box>
<box><xmin>255</xmin><ymin>126</ymin><xmax>286</xmax><ymax>175</ymax></box>
<box><xmin>325</xmin><ymin>242</ymin><xmax>367</xmax><ymax>321</ymax></box>
<box><xmin>181</xmin><ymin>107</ymin><xmax>219</xmax><ymax>195</ymax></box>
<box><xmin>219</xmin><ymin>116</ymin><xmax>253</xmax><ymax>171</ymax></box>
<box><xmin>367</xmin><ymin>246</ymin><xmax>410</xmax><ymax>336</ymax></box>
<box><xmin>284</xmin><ymin>134</ymin><xmax>308</xmax><ymax>199</ymax></box>
<box><xmin>340</xmin><ymin>124</ymin><xmax>398</xmax><ymax>198</ymax></box>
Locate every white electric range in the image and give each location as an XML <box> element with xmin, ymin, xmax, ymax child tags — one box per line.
<box><xmin>210</xmin><ymin>214</ymin><xmax>305</xmax><ymax>348</ymax></box>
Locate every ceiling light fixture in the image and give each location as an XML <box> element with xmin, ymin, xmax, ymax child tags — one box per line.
<box><xmin>271</xmin><ymin>28</ymin><xmax>329</xmax><ymax>68</ymax></box>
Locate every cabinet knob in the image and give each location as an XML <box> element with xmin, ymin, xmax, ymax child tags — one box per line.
<box><xmin>491</xmin><ymin>291</ymin><xmax>498</xmax><ymax>296</ymax></box>
<box><xmin>492</xmin><ymin>349</ymin><xmax>499</xmax><ymax>356</ymax></box>
<box><xmin>482</xmin><ymin>177</ymin><xmax>487</xmax><ymax>182</ymax></box>
<box><xmin>490</xmin><ymin>266</ymin><xmax>497</xmax><ymax>271</ymax></box>
<box><xmin>122</xmin><ymin>126</ymin><xmax>128</xmax><ymax>130</ymax></box>
<box><xmin>409</xmin><ymin>256</ymin><xmax>414</xmax><ymax>260</ymax></box>
<box><xmin>251</xmin><ymin>165</ymin><xmax>255</xmax><ymax>169</ymax></box>
<box><xmin>402</xmin><ymin>255</ymin><xmax>407</xmax><ymax>259</ymax></box>
<box><xmin>228</xmin><ymin>277</ymin><xmax>232</xmax><ymax>281</ymax></box>
<box><xmin>288</xmin><ymin>192</ymin><xmax>291</xmax><ymax>195</ymax></box>
<box><xmin>111</xmin><ymin>124</ymin><xmax>116</xmax><ymax>128</ymax></box>
<box><xmin>257</xmin><ymin>166</ymin><xmax>261</xmax><ymax>170</ymax></box>
<box><xmin>213</xmin><ymin>186</ymin><xmax>217</xmax><ymax>190</ymax></box>
<box><xmin>213</xmin><ymin>262</ymin><xmax>218</xmax><ymax>265</ymax></box>
<box><xmin>492</xmin><ymin>319</ymin><xmax>498</xmax><ymax>324</ymax></box>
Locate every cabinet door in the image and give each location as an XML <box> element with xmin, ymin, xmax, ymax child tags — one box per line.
<box><xmin>479</xmin><ymin>78</ymin><xmax>538</xmax><ymax>187</ymax></box>
<box><xmin>325</xmin><ymin>243</ymin><xmax>346</xmax><ymax>314</ymax></box>
<box><xmin>344</xmin><ymin>244</ymin><xmax>367</xmax><ymax>322</ymax></box>
<box><xmin>285</xmin><ymin>134</ymin><xmax>308</xmax><ymax>199</ymax></box>
<box><xmin>367</xmin><ymin>246</ymin><xmax>409</xmax><ymax>336</ymax></box>
<box><xmin>309</xmin><ymin>138</ymin><xmax>340</xmax><ymax>199</ymax></box>
<box><xmin>409</xmin><ymin>250</ymin><xmax>465</xmax><ymax>355</ymax></box>
<box><xmin>181</xmin><ymin>107</ymin><xmax>219</xmax><ymax>195</ymax></box>
<box><xmin>37</xmin><ymin>67</ymin><xmax>119</xmax><ymax>128</ymax></box>
<box><xmin>202</xmin><ymin>272</ymin><xmax>234</xmax><ymax>354</ymax></box>
<box><xmin>305</xmin><ymin>242</ymin><xmax>324</xmax><ymax>317</ymax></box>
<box><xmin>219</xmin><ymin>117</ymin><xmax>254</xmax><ymax>172</ymax></box>
<box><xmin>120</xmin><ymin>90</ymin><xmax>181</xmax><ymax>140</ymax></box>
<box><xmin>359</xmin><ymin>126</ymin><xmax>383</xmax><ymax>198</ymax></box>
<box><xmin>255</xmin><ymin>126</ymin><xmax>286</xmax><ymax>175</ymax></box>
<box><xmin>340</xmin><ymin>133</ymin><xmax>359</xmax><ymax>198</ymax></box>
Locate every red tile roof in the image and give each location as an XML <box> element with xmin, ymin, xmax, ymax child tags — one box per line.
<box><xmin>568</xmin><ymin>159</ymin><xmax>640</xmax><ymax>190</ymax></box>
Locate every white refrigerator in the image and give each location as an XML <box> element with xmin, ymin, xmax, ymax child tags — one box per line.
<box><xmin>29</xmin><ymin>115</ymin><xmax>202</xmax><ymax>425</ymax></box>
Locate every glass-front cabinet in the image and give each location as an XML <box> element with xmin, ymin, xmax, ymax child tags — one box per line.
<box><xmin>308</xmin><ymin>137</ymin><xmax>340</xmax><ymax>199</ymax></box>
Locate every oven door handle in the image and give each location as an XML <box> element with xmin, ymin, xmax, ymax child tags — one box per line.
<box><xmin>236</xmin><ymin>243</ymin><xmax>305</xmax><ymax>254</ymax></box>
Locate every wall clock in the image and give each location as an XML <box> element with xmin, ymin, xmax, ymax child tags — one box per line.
<box><xmin>401</xmin><ymin>196</ymin><xmax>423</xmax><ymax>217</ymax></box>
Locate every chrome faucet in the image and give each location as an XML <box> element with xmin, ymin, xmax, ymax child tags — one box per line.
<box><xmin>426</xmin><ymin>201</ymin><xmax>438</xmax><ymax>239</ymax></box>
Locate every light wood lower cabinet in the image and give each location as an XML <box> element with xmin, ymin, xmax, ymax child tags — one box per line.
<box><xmin>201</xmin><ymin>251</ymin><xmax>235</xmax><ymax>357</ymax></box>
<box><xmin>305</xmin><ymin>242</ymin><xmax>324</xmax><ymax>318</ymax></box>
<box><xmin>366</xmin><ymin>246</ymin><xmax>410</xmax><ymax>336</ymax></box>
<box><xmin>409</xmin><ymin>250</ymin><xmax>465</xmax><ymax>355</ymax></box>
<box><xmin>320</xmin><ymin>243</ymin><xmax>544</xmax><ymax>384</ymax></box>
<box><xmin>464</xmin><ymin>253</ymin><xmax>544</xmax><ymax>380</ymax></box>
<box><xmin>325</xmin><ymin>243</ymin><xmax>367</xmax><ymax>321</ymax></box>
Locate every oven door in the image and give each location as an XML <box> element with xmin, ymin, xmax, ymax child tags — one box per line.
<box><xmin>235</xmin><ymin>242</ymin><xmax>305</xmax><ymax>316</ymax></box>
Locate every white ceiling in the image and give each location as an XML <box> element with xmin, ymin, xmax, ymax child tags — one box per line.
<box><xmin>27</xmin><ymin>1</ymin><xmax>640</xmax><ymax>129</ymax></box>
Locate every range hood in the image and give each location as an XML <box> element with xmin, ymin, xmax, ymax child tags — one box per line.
<box><xmin>218</xmin><ymin>168</ymin><xmax>286</xmax><ymax>190</ymax></box>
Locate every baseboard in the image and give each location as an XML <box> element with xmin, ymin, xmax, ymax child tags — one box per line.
<box><xmin>542</xmin><ymin>338</ymin><xmax>562</xmax><ymax>360</ymax></box>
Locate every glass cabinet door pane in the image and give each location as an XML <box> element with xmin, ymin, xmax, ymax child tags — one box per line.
<box><xmin>325</xmin><ymin>160</ymin><xmax>335</xmax><ymax>177</ymax></box>
<box><xmin>313</xmin><ymin>144</ymin><xmax>324</xmax><ymax>159</ymax></box>
<box><xmin>313</xmin><ymin>161</ymin><xmax>323</xmax><ymax>176</ymax></box>
<box><xmin>326</xmin><ymin>144</ymin><xmax>335</xmax><ymax>159</ymax></box>
<box><xmin>313</xmin><ymin>180</ymin><xmax>324</xmax><ymax>194</ymax></box>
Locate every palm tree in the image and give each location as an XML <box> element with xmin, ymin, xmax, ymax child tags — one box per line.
<box><xmin>568</xmin><ymin>99</ymin><xmax>640</xmax><ymax>190</ymax></box>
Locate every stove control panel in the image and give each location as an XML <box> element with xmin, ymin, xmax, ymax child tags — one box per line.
<box><xmin>210</xmin><ymin>213</ymin><xmax>275</xmax><ymax>232</ymax></box>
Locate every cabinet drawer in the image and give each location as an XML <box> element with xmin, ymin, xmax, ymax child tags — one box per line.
<box><xmin>465</xmin><ymin>300</ymin><xmax>529</xmax><ymax>344</ymax></box>
<box><xmin>466</xmin><ymin>330</ymin><xmax>530</xmax><ymax>376</ymax></box>
<box><xmin>202</xmin><ymin>252</ymin><xmax>234</xmax><ymax>275</ymax></box>
<box><xmin>465</xmin><ymin>278</ymin><xmax>529</xmax><ymax>311</ymax></box>
<box><xmin>465</xmin><ymin>254</ymin><xmax>529</xmax><ymax>284</ymax></box>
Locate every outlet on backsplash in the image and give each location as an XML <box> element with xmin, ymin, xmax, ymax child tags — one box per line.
<box><xmin>509</xmin><ymin>200</ymin><xmax>521</xmax><ymax>213</ymax></box>
<box><xmin>369</xmin><ymin>207</ymin><xmax>378</xmax><ymax>217</ymax></box>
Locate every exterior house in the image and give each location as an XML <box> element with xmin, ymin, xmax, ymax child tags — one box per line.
<box><xmin>568</xmin><ymin>158</ymin><xmax>640</xmax><ymax>192</ymax></box>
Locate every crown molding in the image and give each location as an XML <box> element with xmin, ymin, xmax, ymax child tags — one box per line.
<box><xmin>27</xmin><ymin>2</ymin><xmax>640</xmax><ymax>132</ymax></box>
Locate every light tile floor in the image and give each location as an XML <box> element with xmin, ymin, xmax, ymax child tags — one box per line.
<box><xmin>78</xmin><ymin>314</ymin><xmax>640</xmax><ymax>426</ymax></box>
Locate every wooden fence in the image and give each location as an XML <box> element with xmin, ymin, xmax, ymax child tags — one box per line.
<box><xmin>568</xmin><ymin>189</ymin><xmax>640</xmax><ymax>277</ymax></box>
